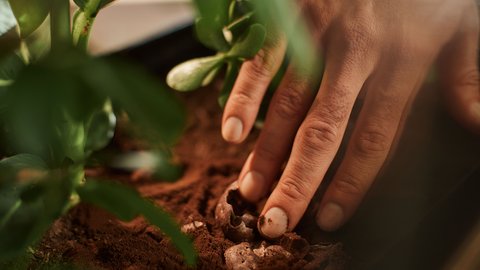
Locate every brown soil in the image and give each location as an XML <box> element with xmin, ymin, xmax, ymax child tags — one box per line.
<box><xmin>31</xmin><ymin>86</ymin><xmax>347</xmax><ymax>269</ymax></box>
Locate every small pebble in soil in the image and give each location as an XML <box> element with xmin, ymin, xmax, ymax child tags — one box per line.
<box><xmin>181</xmin><ymin>221</ymin><xmax>205</xmax><ymax>233</ymax></box>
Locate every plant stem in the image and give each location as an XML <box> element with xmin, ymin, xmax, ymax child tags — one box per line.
<box><xmin>72</xmin><ymin>10</ymin><xmax>94</xmax><ymax>52</ymax></box>
<box><xmin>72</xmin><ymin>0</ymin><xmax>102</xmax><ymax>52</ymax></box>
<box><xmin>50</xmin><ymin>0</ymin><xmax>71</xmax><ymax>51</ymax></box>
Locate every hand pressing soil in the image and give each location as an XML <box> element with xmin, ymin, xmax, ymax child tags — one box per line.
<box><xmin>216</xmin><ymin>183</ymin><xmax>347</xmax><ymax>270</ymax></box>
<box><xmin>31</xmin><ymin>87</ymin><xmax>347</xmax><ymax>269</ymax></box>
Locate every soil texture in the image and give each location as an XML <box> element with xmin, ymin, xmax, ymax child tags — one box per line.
<box><xmin>32</xmin><ymin>87</ymin><xmax>347</xmax><ymax>269</ymax></box>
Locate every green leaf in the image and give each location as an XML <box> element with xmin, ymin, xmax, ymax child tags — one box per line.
<box><xmin>227</xmin><ymin>23</ymin><xmax>266</xmax><ymax>59</ymax></box>
<box><xmin>195</xmin><ymin>18</ymin><xmax>230</xmax><ymax>51</ymax></box>
<box><xmin>192</xmin><ymin>0</ymin><xmax>230</xmax><ymax>51</ymax></box>
<box><xmin>167</xmin><ymin>55</ymin><xmax>225</xmax><ymax>92</ymax></box>
<box><xmin>3</xmin><ymin>62</ymin><xmax>92</xmax><ymax>165</ymax></box>
<box><xmin>77</xmin><ymin>180</ymin><xmax>196</xmax><ymax>266</ymax></box>
<box><xmin>0</xmin><ymin>154</ymin><xmax>47</xmax><ymax>187</ymax></box>
<box><xmin>228</xmin><ymin>0</ymin><xmax>254</xmax><ymax>20</ymax></box>
<box><xmin>57</xmin><ymin>114</ymin><xmax>86</xmax><ymax>163</ymax></box>
<box><xmin>0</xmin><ymin>52</ymin><xmax>24</xmax><ymax>81</ymax></box>
<box><xmin>7</xmin><ymin>0</ymin><xmax>49</xmax><ymax>38</ymax></box>
<box><xmin>192</xmin><ymin>0</ymin><xmax>229</xmax><ymax>26</ymax></box>
<box><xmin>82</xmin><ymin>58</ymin><xmax>186</xmax><ymax>145</ymax></box>
<box><xmin>218</xmin><ymin>60</ymin><xmax>240</xmax><ymax>107</ymax></box>
<box><xmin>251</xmin><ymin>0</ymin><xmax>317</xmax><ymax>73</ymax></box>
<box><xmin>0</xmin><ymin>196</ymin><xmax>47</xmax><ymax>260</ymax></box>
<box><xmin>85</xmin><ymin>100</ymin><xmax>116</xmax><ymax>154</ymax></box>
<box><xmin>0</xmin><ymin>154</ymin><xmax>47</xmax><ymax>172</ymax></box>
<box><xmin>0</xmin><ymin>169</ymin><xmax>75</xmax><ymax>260</ymax></box>
<box><xmin>226</xmin><ymin>11</ymin><xmax>254</xmax><ymax>40</ymax></box>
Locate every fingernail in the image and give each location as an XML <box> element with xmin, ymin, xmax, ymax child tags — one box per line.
<box><xmin>316</xmin><ymin>203</ymin><xmax>344</xmax><ymax>232</ymax></box>
<box><xmin>222</xmin><ymin>117</ymin><xmax>243</xmax><ymax>142</ymax></box>
<box><xmin>239</xmin><ymin>171</ymin><xmax>265</xmax><ymax>202</ymax></box>
<box><xmin>258</xmin><ymin>207</ymin><xmax>288</xmax><ymax>239</ymax></box>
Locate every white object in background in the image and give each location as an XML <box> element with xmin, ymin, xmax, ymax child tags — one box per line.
<box><xmin>88</xmin><ymin>0</ymin><xmax>194</xmax><ymax>55</ymax></box>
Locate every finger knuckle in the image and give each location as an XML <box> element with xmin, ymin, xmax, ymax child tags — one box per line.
<box><xmin>341</xmin><ymin>16</ymin><xmax>377</xmax><ymax>54</ymax></box>
<box><xmin>332</xmin><ymin>171</ymin><xmax>364</xmax><ymax>196</ymax></box>
<box><xmin>230</xmin><ymin>90</ymin><xmax>256</xmax><ymax>107</ymax></box>
<box><xmin>318</xmin><ymin>84</ymin><xmax>352</xmax><ymax>123</ymax></box>
<box><xmin>301</xmin><ymin>119</ymin><xmax>339</xmax><ymax>153</ymax></box>
<box><xmin>278</xmin><ymin>174</ymin><xmax>311</xmax><ymax>203</ymax></box>
<box><xmin>246</xmin><ymin>49</ymin><xmax>274</xmax><ymax>79</ymax></box>
<box><xmin>354</xmin><ymin>125</ymin><xmax>390</xmax><ymax>157</ymax></box>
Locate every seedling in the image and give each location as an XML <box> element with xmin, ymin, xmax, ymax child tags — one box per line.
<box><xmin>0</xmin><ymin>0</ymin><xmax>195</xmax><ymax>266</ymax></box>
<box><xmin>167</xmin><ymin>0</ymin><xmax>267</xmax><ymax>106</ymax></box>
<box><xmin>167</xmin><ymin>0</ymin><xmax>317</xmax><ymax>109</ymax></box>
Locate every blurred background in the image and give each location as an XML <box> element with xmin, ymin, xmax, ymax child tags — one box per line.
<box><xmin>87</xmin><ymin>0</ymin><xmax>193</xmax><ymax>55</ymax></box>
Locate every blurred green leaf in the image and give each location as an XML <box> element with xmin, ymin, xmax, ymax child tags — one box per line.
<box><xmin>77</xmin><ymin>179</ymin><xmax>196</xmax><ymax>266</ymax></box>
<box><xmin>0</xmin><ymin>153</ymin><xmax>48</xmax><ymax>190</ymax></box>
<box><xmin>57</xmin><ymin>115</ymin><xmax>86</xmax><ymax>163</ymax></box>
<box><xmin>3</xmin><ymin>62</ymin><xmax>90</xmax><ymax>165</ymax></box>
<box><xmin>167</xmin><ymin>55</ymin><xmax>225</xmax><ymax>92</ymax></box>
<box><xmin>229</xmin><ymin>0</ymin><xmax>254</xmax><ymax>20</ymax></box>
<box><xmin>226</xmin><ymin>11</ymin><xmax>254</xmax><ymax>40</ymax></box>
<box><xmin>83</xmin><ymin>58</ymin><xmax>186</xmax><ymax>145</ymax></box>
<box><xmin>22</xmin><ymin>17</ymin><xmax>51</xmax><ymax>62</ymax></box>
<box><xmin>0</xmin><ymin>52</ymin><xmax>24</xmax><ymax>81</ymax></box>
<box><xmin>218</xmin><ymin>60</ymin><xmax>240</xmax><ymax>107</ymax></box>
<box><xmin>0</xmin><ymin>195</ymin><xmax>65</xmax><ymax>260</ymax></box>
<box><xmin>0</xmin><ymin>154</ymin><xmax>47</xmax><ymax>177</ymax></box>
<box><xmin>193</xmin><ymin>0</ymin><xmax>229</xmax><ymax>21</ymax></box>
<box><xmin>192</xmin><ymin>0</ymin><xmax>230</xmax><ymax>51</ymax></box>
<box><xmin>0</xmin><ymin>196</ymin><xmax>45</xmax><ymax>260</ymax></box>
<box><xmin>0</xmin><ymin>251</ymin><xmax>33</xmax><ymax>270</ymax></box>
<box><xmin>85</xmin><ymin>101</ymin><xmax>116</xmax><ymax>154</ymax></box>
<box><xmin>7</xmin><ymin>0</ymin><xmax>49</xmax><ymax>38</ymax></box>
<box><xmin>202</xmin><ymin>65</ymin><xmax>221</xmax><ymax>87</ymax></box>
<box><xmin>251</xmin><ymin>0</ymin><xmax>317</xmax><ymax>73</ymax></box>
<box><xmin>227</xmin><ymin>23</ymin><xmax>266</xmax><ymax>59</ymax></box>
<box><xmin>0</xmin><ymin>169</ymin><xmax>74</xmax><ymax>261</ymax></box>
<box><xmin>195</xmin><ymin>17</ymin><xmax>230</xmax><ymax>52</ymax></box>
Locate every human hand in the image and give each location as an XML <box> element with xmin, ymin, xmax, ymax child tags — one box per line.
<box><xmin>221</xmin><ymin>0</ymin><xmax>480</xmax><ymax>238</ymax></box>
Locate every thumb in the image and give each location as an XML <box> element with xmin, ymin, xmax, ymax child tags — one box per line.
<box><xmin>438</xmin><ymin>6</ymin><xmax>480</xmax><ymax>135</ymax></box>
